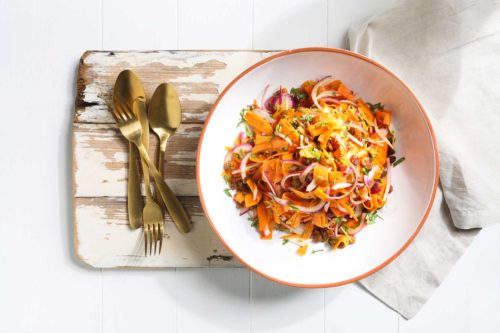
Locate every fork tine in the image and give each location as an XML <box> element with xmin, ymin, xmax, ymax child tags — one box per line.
<box><xmin>113</xmin><ymin>103</ymin><xmax>127</xmax><ymax>121</ymax></box>
<box><xmin>149</xmin><ymin>225</ymin><xmax>153</xmax><ymax>256</ymax></box>
<box><xmin>144</xmin><ymin>225</ymin><xmax>148</xmax><ymax>256</ymax></box>
<box><xmin>153</xmin><ymin>224</ymin><xmax>158</xmax><ymax>255</ymax></box>
<box><xmin>113</xmin><ymin>95</ymin><xmax>133</xmax><ymax>120</ymax></box>
<box><xmin>159</xmin><ymin>223</ymin><xmax>164</xmax><ymax>254</ymax></box>
<box><xmin>115</xmin><ymin>94</ymin><xmax>136</xmax><ymax>120</ymax></box>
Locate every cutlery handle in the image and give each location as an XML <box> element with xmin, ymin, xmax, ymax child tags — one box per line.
<box><xmin>154</xmin><ymin>137</ymin><xmax>167</xmax><ymax>209</ymax></box>
<box><xmin>127</xmin><ymin>143</ymin><xmax>143</xmax><ymax>229</ymax></box>
<box><xmin>136</xmin><ymin>99</ymin><xmax>154</xmax><ymax>201</ymax></box>
<box><xmin>136</xmin><ymin>144</ymin><xmax>192</xmax><ymax>233</ymax></box>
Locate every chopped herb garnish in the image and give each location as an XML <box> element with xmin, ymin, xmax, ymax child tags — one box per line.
<box><xmin>290</xmin><ymin>87</ymin><xmax>307</xmax><ymax>102</ymax></box>
<box><xmin>223</xmin><ymin>174</ymin><xmax>230</xmax><ymax>183</ymax></box>
<box><xmin>223</xmin><ymin>188</ymin><xmax>232</xmax><ymax>197</ymax></box>
<box><xmin>282</xmin><ymin>239</ymin><xmax>290</xmax><ymax>245</ymax></box>
<box><xmin>311</xmin><ymin>249</ymin><xmax>324</xmax><ymax>254</ymax></box>
<box><xmin>334</xmin><ymin>217</ymin><xmax>343</xmax><ymax>224</ymax></box>
<box><xmin>367</xmin><ymin>102</ymin><xmax>384</xmax><ymax>112</ymax></box>
<box><xmin>237</xmin><ymin>108</ymin><xmax>247</xmax><ymax>127</ymax></box>
<box><xmin>362</xmin><ymin>167</ymin><xmax>370</xmax><ymax>175</ymax></box>
<box><xmin>248</xmin><ymin>216</ymin><xmax>258</xmax><ymax>228</ymax></box>
<box><xmin>366</xmin><ymin>210</ymin><xmax>383</xmax><ymax>225</ymax></box>
<box><xmin>244</xmin><ymin>124</ymin><xmax>254</xmax><ymax>138</ymax></box>
<box><xmin>393</xmin><ymin>157</ymin><xmax>406</xmax><ymax>167</ymax></box>
<box><xmin>297</xmin><ymin>114</ymin><xmax>315</xmax><ymax>122</ymax></box>
<box><xmin>289</xmin><ymin>204</ymin><xmax>299</xmax><ymax>212</ymax></box>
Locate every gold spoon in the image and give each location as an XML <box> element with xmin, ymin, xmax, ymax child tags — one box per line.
<box><xmin>148</xmin><ymin>83</ymin><xmax>182</xmax><ymax>208</ymax></box>
<box><xmin>113</xmin><ymin>70</ymin><xmax>144</xmax><ymax>229</ymax></box>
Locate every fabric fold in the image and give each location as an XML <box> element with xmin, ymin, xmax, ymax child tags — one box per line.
<box><xmin>348</xmin><ymin>0</ymin><xmax>500</xmax><ymax>318</ymax></box>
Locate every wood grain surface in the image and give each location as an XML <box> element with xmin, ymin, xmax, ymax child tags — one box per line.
<box><xmin>73</xmin><ymin>50</ymin><xmax>279</xmax><ymax>268</ymax></box>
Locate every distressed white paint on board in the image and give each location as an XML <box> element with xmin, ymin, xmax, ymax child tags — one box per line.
<box><xmin>74</xmin><ymin>51</ymin><xmax>279</xmax><ymax>268</ymax></box>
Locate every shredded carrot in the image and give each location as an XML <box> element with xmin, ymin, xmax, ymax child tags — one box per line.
<box><xmin>222</xmin><ymin>77</ymin><xmax>397</xmax><ymax>254</ymax></box>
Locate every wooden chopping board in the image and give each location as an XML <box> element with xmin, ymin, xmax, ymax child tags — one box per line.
<box><xmin>73</xmin><ymin>50</ymin><xmax>279</xmax><ymax>268</ymax></box>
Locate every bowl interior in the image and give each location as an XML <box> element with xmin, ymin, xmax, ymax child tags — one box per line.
<box><xmin>198</xmin><ymin>49</ymin><xmax>437</xmax><ymax>286</ymax></box>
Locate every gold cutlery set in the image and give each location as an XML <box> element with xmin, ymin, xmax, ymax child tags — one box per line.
<box><xmin>112</xmin><ymin>70</ymin><xmax>192</xmax><ymax>256</ymax></box>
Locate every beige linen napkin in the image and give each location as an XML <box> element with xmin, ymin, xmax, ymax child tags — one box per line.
<box><xmin>348</xmin><ymin>0</ymin><xmax>500</xmax><ymax>318</ymax></box>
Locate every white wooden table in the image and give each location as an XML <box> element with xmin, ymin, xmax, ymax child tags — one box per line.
<box><xmin>1</xmin><ymin>0</ymin><xmax>499</xmax><ymax>332</ymax></box>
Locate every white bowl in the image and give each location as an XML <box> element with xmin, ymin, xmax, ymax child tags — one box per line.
<box><xmin>196</xmin><ymin>47</ymin><xmax>438</xmax><ymax>287</ymax></box>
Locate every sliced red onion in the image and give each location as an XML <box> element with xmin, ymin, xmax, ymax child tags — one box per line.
<box><xmin>348</xmin><ymin>122</ymin><xmax>367</xmax><ymax>134</ymax></box>
<box><xmin>300</xmin><ymin>162</ymin><xmax>316</xmax><ymax>182</ymax></box>
<box><xmin>272</xmin><ymin>195</ymin><xmax>289</xmax><ymax>206</ymax></box>
<box><xmin>226</xmin><ymin>143</ymin><xmax>253</xmax><ymax>165</ymax></box>
<box><xmin>311</xmin><ymin>76</ymin><xmax>335</xmax><ymax>110</ymax></box>
<box><xmin>265</xmin><ymin>92</ymin><xmax>295</xmax><ymax>111</ymax></box>
<box><xmin>318</xmin><ymin>97</ymin><xmax>340</xmax><ymax>105</ymax></box>
<box><xmin>348</xmin><ymin>215</ymin><xmax>366</xmax><ymax>235</ymax></box>
<box><xmin>306</xmin><ymin>179</ymin><xmax>318</xmax><ymax>192</ymax></box>
<box><xmin>334</xmin><ymin>222</ymin><xmax>340</xmax><ymax>237</ymax></box>
<box><xmin>239</xmin><ymin>207</ymin><xmax>251</xmax><ymax>216</ymax></box>
<box><xmin>293</xmin><ymin>200</ymin><xmax>326</xmax><ymax>213</ymax></box>
<box><xmin>262</xmin><ymin>172</ymin><xmax>277</xmax><ymax>196</ymax></box>
<box><xmin>347</xmin><ymin>133</ymin><xmax>363</xmax><ymax>147</ymax></box>
<box><xmin>275</xmin><ymin>131</ymin><xmax>293</xmax><ymax>146</ymax></box>
<box><xmin>282</xmin><ymin>160</ymin><xmax>305</xmax><ymax>168</ymax></box>
<box><xmin>252</xmin><ymin>108</ymin><xmax>276</xmax><ymax>124</ymax></box>
<box><xmin>316</xmin><ymin>90</ymin><xmax>337</xmax><ymax>99</ymax></box>
<box><xmin>231</xmin><ymin>162</ymin><xmax>260</xmax><ymax>175</ymax></box>
<box><xmin>280</xmin><ymin>172</ymin><xmax>301</xmax><ymax>190</ymax></box>
<box><xmin>279</xmin><ymin>93</ymin><xmax>295</xmax><ymax>110</ymax></box>
<box><xmin>382</xmin><ymin>158</ymin><xmax>392</xmax><ymax>202</ymax></box>
<box><xmin>366</xmin><ymin>137</ymin><xmax>384</xmax><ymax>146</ymax></box>
<box><xmin>332</xmin><ymin>182</ymin><xmax>351</xmax><ymax>190</ymax></box>
<box><xmin>374</xmin><ymin>120</ymin><xmax>394</xmax><ymax>149</ymax></box>
<box><xmin>232</xmin><ymin>143</ymin><xmax>253</xmax><ymax>154</ymax></box>
<box><xmin>325</xmin><ymin>171</ymin><xmax>358</xmax><ymax>200</ymax></box>
<box><xmin>324</xmin><ymin>201</ymin><xmax>331</xmax><ymax>212</ymax></box>
<box><xmin>340</xmin><ymin>99</ymin><xmax>357</xmax><ymax>107</ymax></box>
<box><xmin>261</xmin><ymin>84</ymin><xmax>270</xmax><ymax>112</ymax></box>
<box><xmin>364</xmin><ymin>175</ymin><xmax>373</xmax><ymax>188</ymax></box>
<box><xmin>240</xmin><ymin>152</ymin><xmax>251</xmax><ymax>180</ymax></box>
<box><xmin>252</xmin><ymin>184</ymin><xmax>259</xmax><ymax>201</ymax></box>
<box><xmin>337</xmin><ymin>205</ymin><xmax>348</xmax><ymax>213</ymax></box>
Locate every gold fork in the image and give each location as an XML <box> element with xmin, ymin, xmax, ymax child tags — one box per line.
<box><xmin>112</xmin><ymin>97</ymin><xmax>193</xmax><ymax>237</ymax></box>
<box><xmin>133</xmin><ymin>97</ymin><xmax>165</xmax><ymax>255</ymax></box>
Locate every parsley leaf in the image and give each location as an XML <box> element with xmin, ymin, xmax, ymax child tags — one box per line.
<box><xmin>311</xmin><ymin>249</ymin><xmax>324</xmax><ymax>254</ymax></box>
<box><xmin>290</xmin><ymin>87</ymin><xmax>307</xmax><ymax>102</ymax></box>
<box><xmin>222</xmin><ymin>174</ymin><xmax>230</xmax><ymax>184</ymax></box>
<box><xmin>362</xmin><ymin>167</ymin><xmax>370</xmax><ymax>175</ymax></box>
<box><xmin>393</xmin><ymin>157</ymin><xmax>406</xmax><ymax>167</ymax></box>
<box><xmin>366</xmin><ymin>210</ymin><xmax>383</xmax><ymax>225</ymax></box>
<box><xmin>289</xmin><ymin>204</ymin><xmax>299</xmax><ymax>212</ymax></box>
<box><xmin>223</xmin><ymin>188</ymin><xmax>232</xmax><ymax>197</ymax></box>
<box><xmin>237</xmin><ymin>108</ymin><xmax>247</xmax><ymax>127</ymax></box>
<box><xmin>282</xmin><ymin>239</ymin><xmax>290</xmax><ymax>245</ymax></box>
<box><xmin>248</xmin><ymin>216</ymin><xmax>258</xmax><ymax>228</ymax></box>
<box><xmin>367</xmin><ymin>102</ymin><xmax>384</xmax><ymax>112</ymax></box>
<box><xmin>297</xmin><ymin>114</ymin><xmax>314</xmax><ymax>122</ymax></box>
